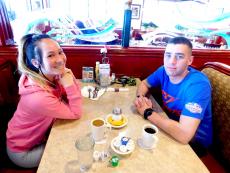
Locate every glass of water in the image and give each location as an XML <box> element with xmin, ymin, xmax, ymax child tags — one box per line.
<box><xmin>75</xmin><ymin>134</ymin><xmax>95</xmax><ymax>172</ymax></box>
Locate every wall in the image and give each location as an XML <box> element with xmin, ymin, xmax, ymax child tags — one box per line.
<box><xmin>0</xmin><ymin>46</ymin><xmax>230</xmax><ymax>80</ymax></box>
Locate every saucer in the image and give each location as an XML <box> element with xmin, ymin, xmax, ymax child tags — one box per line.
<box><xmin>137</xmin><ymin>138</ymin><xmax>156</xmax><ymax>150</ymax></box>
<box><xmin>106</xmin><ymin>114</ymin><xmax>128</xmax><ymax>129</ymax></box>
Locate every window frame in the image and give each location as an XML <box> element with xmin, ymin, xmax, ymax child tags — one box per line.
<box><xmin>0</xmin><ymin>0</ymin><xmax>14</xmax><ymax>46</ymax></box>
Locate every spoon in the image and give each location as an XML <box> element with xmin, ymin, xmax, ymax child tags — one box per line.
<box><xmin>88</xmin><ymin>88</ymin><xmax>92</xmax><ymax>98</ymax></box>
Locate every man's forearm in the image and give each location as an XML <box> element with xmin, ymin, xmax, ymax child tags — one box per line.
<box><xmin>147</xmin><ymin>112</ymin><xmax>195</xmax><ymax>144</ymax></box>
<box><xmin>136</xmin><ymin>80</ymin><xmax>150</xmax><ymax>97</ymax></box>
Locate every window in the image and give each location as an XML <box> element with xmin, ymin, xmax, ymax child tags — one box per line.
<box><xmin>4</xmin><ymin>0</ymin><xmax>125</xmax><ymax>45</ymax></box>
<box><xmin>2</xmin><ymin>0</ymin><xmax>230</xmax><ymax>49</ymax></box>
<box><xmin>137</xmin><ymin>0</ymin><xmax>230</xmax><ymax>49</ymax></box>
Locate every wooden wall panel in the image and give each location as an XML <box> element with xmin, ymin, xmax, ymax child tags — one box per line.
<box><xmin>0</xmin><ymin>46</ymin><xmax>230</xmax><ymax>80</ymax></box>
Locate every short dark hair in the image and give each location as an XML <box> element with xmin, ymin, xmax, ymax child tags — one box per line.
<box><xmin>167</xmin><ymin>37</ymin><xmax>193</xmax><ymax>50</ymax></box>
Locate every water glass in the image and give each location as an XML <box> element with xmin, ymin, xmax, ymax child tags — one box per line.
<box><xmin>75</xmin><ymin>135</ymin><xmax>95</xmax><ymax>172</ymax></box>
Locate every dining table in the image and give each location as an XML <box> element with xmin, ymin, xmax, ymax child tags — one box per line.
<box><xmin>37</xmin><ymin>79</ymin><xmax>210</xmax><ymax>173</ymax></box>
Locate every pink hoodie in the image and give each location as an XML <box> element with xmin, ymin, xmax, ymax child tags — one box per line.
<box><xmin>6</xmin><ymin>74</ymin><xmax>82</xmax><ymax>152</ymax></box>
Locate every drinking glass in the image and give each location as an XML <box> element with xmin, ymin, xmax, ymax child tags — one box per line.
<box><xmin>75</xmin><ymin>134</ymin><xmax>95</xmax><ymax>172</ymax></box>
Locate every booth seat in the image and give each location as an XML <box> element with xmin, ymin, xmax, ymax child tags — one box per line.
<box><xmin>0</xmin><ymin>59</ymin><xmax>37</xmax><ymax>173</ymax></box>
<box><xmin>199</xmin><ymin>62</ymin><xmax>230</xmax><ymax>173</ymax></box>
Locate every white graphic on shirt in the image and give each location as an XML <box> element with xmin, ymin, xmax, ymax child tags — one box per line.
<box><xmin>185</xmin><ymin>102</ymin><xmax>202</xmax><ymax>114</ymax></box>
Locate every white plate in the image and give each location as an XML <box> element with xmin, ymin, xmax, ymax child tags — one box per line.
<box><xmin>110</xmin><ymin>137</ymin><xmax>135</xmax><ymax>155</ymax></box>
<box><xmin>105</xmin><ymin>114</ymin><xmax>128</xmax><ymax>129</ymax></box>
<box><xmin>137</xmin><ymin>137</ymin><xmax>156</xmax><ymax>150</ymax></box>
<box><xmin>81</xmin><ymin>86</ymin><xmax>105</xmax><ymax>100</ymax></box>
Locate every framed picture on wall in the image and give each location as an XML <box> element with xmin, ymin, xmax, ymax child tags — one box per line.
<box><xmin>30</xmin><ymin>0</ymin><xmax>44</xmax><ymax>11</ymax></box>
<box><xmin>131</xmin><ymin>4</ymin><xmax>141</xmax><ymax>19</ymax></box>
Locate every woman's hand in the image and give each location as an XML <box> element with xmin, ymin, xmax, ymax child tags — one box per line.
<box><xmin>134</xmin><ymin>96</ymin><xmax>153</xmax><ymax>117</ymax></box>
<box><xmin>55</xmin><ymin>68</ymin><xmax>74</xmax><ymax>87</ymax></box>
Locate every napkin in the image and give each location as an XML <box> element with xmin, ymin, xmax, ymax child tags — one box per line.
<box><xmin>81</xmin><ymin>86</ymin><xmax>105</xmax><ymax>100</ymax></box>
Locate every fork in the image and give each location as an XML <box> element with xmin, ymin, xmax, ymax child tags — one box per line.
<box><xmin>93</xmin><ymin>87</ymin><xmax>100</xmax><ymax>98</ymax></box>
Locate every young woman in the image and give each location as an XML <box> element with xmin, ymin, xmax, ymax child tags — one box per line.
<box><xmin>6</xmin><ymin>34</ymin><xmax>82</xmax><ymax>168</ymax></box>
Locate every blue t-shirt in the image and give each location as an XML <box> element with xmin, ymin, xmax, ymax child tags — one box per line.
<box><xmin>147</xmin><ymin>66</ymin><xmax>212</xmax><ymax>148</ymax></box>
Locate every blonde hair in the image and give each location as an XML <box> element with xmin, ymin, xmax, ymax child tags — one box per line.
<box><xmin>17</xmin><ymin>34</ymin><xmax>55</xmax><ymax>89</ymax></box>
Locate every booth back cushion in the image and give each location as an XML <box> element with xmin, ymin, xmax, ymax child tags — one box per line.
<box><xmin>201</xmin><ymin>65</ymin><xmax>230</xmax><ymax>167</ymax></box>
<box><xmin>0</xmin><ymin>60</ymin><xmax>19</xmax><ymax>168</ymax></box>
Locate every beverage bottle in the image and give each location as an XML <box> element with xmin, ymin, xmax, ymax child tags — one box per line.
<box><xmin>99</xmin><ymin>64</ymin><xmax>110</xmax><ymax>87</ymax></box>
<box><xmin>95</xmin><ymin>61</ymin><xmax>100</xmax><ymax>83</ymax></box>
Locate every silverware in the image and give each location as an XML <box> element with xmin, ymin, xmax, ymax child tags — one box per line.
<box><xmin>88</xmin><ymin>88</ymin><xmax>92</xmax><ymax>98</ymax></box>
<box><xmin>93</xmin><ymin>87</ymin><xmax>100</xmax><ymax>98</ymax></box>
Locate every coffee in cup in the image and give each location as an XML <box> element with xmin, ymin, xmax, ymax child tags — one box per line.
<box><xmin>91</xmin><ymin>118</ymin><xmax>111</xmax><ymax>142</ymax></box>
<box><xmin>92</xmin><ymin>119</ymin><xmax>104</xmax><ymax>127</ymax></box>
<box><xmin>144</xmin><ymin>127</ymin><xmax>156</xmax><ymax>134</ymax></box>
<box><xmin>141</xmin><ymin>124</ymin><xmax>158</xmax><ymax>148</ymax></box>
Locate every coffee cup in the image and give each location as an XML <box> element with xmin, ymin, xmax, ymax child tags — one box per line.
<box><xmin>91</xmin><ymin>118</ymin><xmax>110</xmax><ymax>142</ymax></box>
<box><xmin>141</xmin><ymin>124</ymin><xmax>158</xmax><ymax>148</ymax></box>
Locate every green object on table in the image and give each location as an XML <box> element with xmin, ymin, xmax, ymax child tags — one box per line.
<box><xmin>127</xmin><ymin>77</ymin><xmax>136</xmax><ymax>86</ymax></box>
<box><xmin>117</xmin><ymin>76</ymin><xmax>136</xmax><ymax>86</ymax></box>
<box><xmin>110</xmin><ymin>155</ymin><xmax>119</xmax><ymax>167</ymax></box>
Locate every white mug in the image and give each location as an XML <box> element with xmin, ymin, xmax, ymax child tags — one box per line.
<box><xmin>91</xmin><ymin>118</ymin><xmax>110</xmax><ymax>142</ymax></box>
<box><xmin>141</xmin><ymin>124</ymin><xmax>159</xmax><ymax>148</ymax></box>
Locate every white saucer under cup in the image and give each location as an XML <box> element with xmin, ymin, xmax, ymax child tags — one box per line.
<box><xmin>137</xmin><ymin>136</ymin><xmax>158</xmax><ymax>150</ymax></box>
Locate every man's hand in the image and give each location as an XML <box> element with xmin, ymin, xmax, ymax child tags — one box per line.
<box><xmin>134</xmin><ymin>96</ymin><xmax>153</xmax><ymax>117</ymax></box>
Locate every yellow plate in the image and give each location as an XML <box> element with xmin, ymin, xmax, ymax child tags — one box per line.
<box><xmin>106</xmin><ymin>114</ymin><xmax>128</xmax><ymax>129</ymax></box>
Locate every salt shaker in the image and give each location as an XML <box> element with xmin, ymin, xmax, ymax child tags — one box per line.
<box><xmin>112</xmin><ymin>107</ymin><xmax>122</xmax><ymax>121</ymax></box>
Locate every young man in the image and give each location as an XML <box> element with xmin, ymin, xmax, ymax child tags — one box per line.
<box><xmin>134</xmin><ymin>37</ymin><xmax>212</xmax><ymax>154</ymax></box>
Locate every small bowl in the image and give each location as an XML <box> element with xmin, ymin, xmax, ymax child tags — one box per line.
<box><xmin>111</xmin><ymin>137</ymin><xmax>135</xmax><ymax>156</ymax></box>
